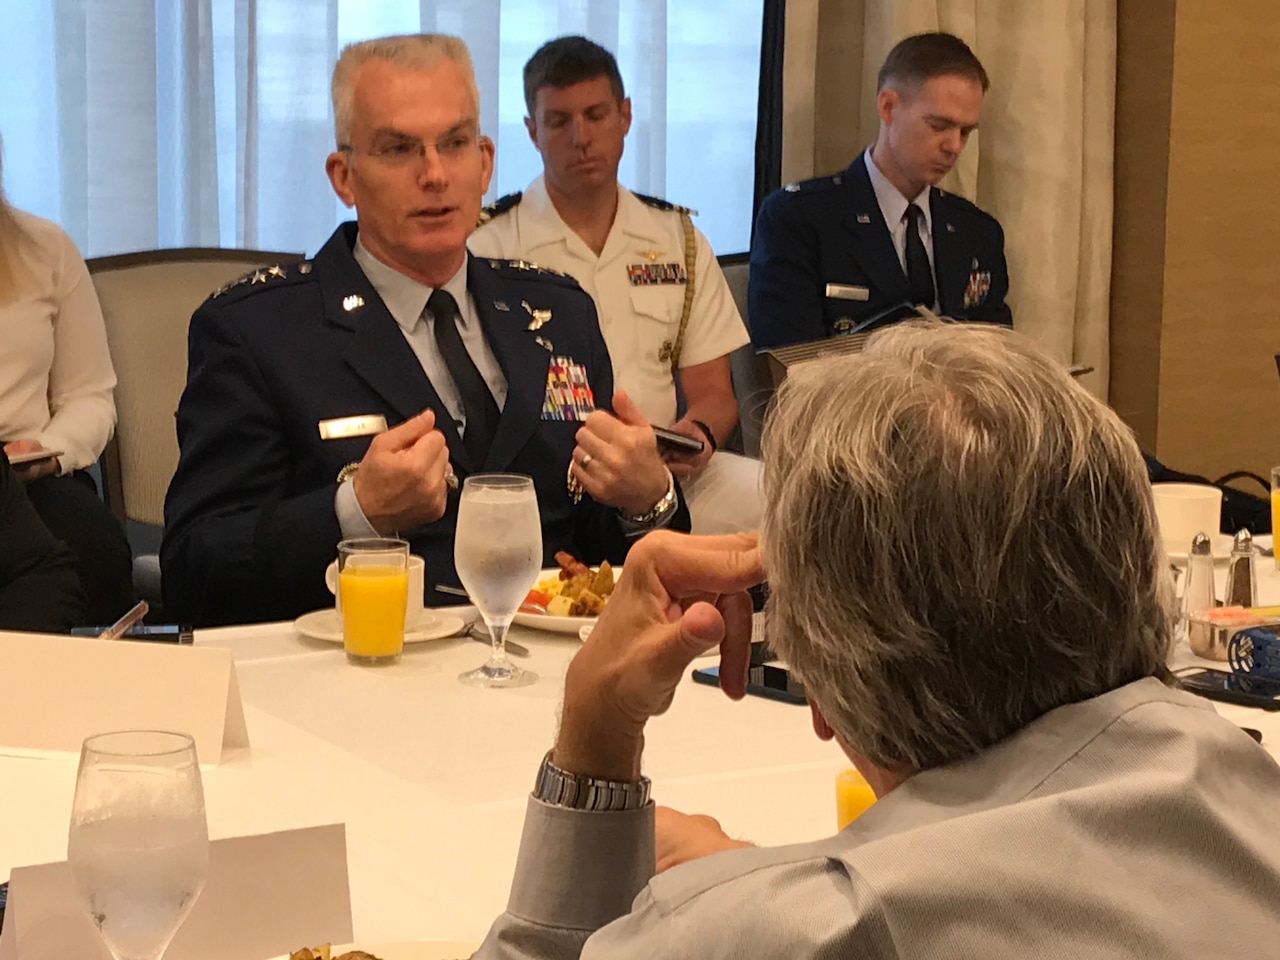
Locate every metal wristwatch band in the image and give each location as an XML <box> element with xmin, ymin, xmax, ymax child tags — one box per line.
<box><xmin>533</xmin><ymin>751</ymin><xmax>651</xmax><ymax>811</ymax></box>
<box><xmin>620</xmin><ymin>467</ymin><xmax>677</xmax><ymax>526</ymax></box>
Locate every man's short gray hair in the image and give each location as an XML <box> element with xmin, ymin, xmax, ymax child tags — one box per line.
<box><xmin>331</xmin><ymin>34</ymin><xmax>479</xmax><ymax>147</ymax></box>
<box><xmin>761</xmin><ymin>321</ymin><xmax>1173</xmax><ymax>773</ymax></box>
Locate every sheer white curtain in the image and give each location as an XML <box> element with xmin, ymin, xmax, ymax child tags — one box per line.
<box><xmin>0</xmin><ymin>0</ymin><xmax>762</xmax><ymax>258</ymax></box>
<box><xmin>784</xmin><ymin>0</ymin><xmax>1116</xmax><ymax>398</ymax></box>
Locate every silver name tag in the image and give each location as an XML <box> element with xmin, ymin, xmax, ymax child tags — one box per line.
<box><xmin>825</xmin><ymin>283</ymin><xmax>870</xmax><ymax>302</ymax></box>
<box><xmin>317</xmin><ymin>414</ymin><xmax>388</xmax><ymax>440</ymax></box>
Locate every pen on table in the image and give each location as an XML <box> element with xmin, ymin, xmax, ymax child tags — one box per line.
<box><xmin>98</xmin><ymin>601</ymin><xmax>149</xmax><ymax>640</ymax></box>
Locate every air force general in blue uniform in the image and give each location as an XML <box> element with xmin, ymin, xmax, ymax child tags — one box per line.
<box><xmin>161</xmin><ymin>223</ymin><xmax>688</xmax><ymax>626</ymax></box>
<box><xmin>749</xmin><ymin>151</ymin><xmax>1012</xmax><ymax>350</ymax></box>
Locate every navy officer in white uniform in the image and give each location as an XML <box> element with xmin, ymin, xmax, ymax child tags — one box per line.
<box><xmin>470</xmin><ymin>36</ymin><xmax>761</xmax><ymax>536</ymax></box>
<box><xmin>749</xmin><ymin>32</ymin><xmax>1012</xmax><ymax>350</ymax></box>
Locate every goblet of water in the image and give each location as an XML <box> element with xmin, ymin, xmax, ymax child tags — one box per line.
<box><xmin>67</xmin><ymin>730</ymin><xmax>209</xmax><ymax>960</ymax></box>
<box><xmin>455</xmin><ymin>473</ymin><xmax>542</xmax><ymax>688</ymax></box>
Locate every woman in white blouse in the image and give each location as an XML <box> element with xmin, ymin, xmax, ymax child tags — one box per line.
<box><xmin>0</xmin><ymin>162</ymin><xmax>132</xmax><ymax>622</ymax></box>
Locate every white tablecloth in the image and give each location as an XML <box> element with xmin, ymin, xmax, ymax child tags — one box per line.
<box><xmin>1</xmin><ymin>548</ymin><xmax>1278</xmax><ymax>947</ymax></box>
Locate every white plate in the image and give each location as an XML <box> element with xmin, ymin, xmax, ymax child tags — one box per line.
<box><xmin>266</xmin><ymin>942</ymin><xmax>480</xmax><ymax>960</ymax></box>
<box><xmin>1167</xmin><ymin>533</ymin><xmax>1237</xmax><ymax>562</ymax></box>
<box><xmin>511</xmin><ymin>566</ymin><xmax>620</xmax><ymax>634</ymax></box>
<box><xmin>513</xmin><ymin>610</ymin><xmax>597</xmax><ymax>633</ymax></box>
<box><xmin>293</xmin><ymin>609</ymin><xmax>465</xmax><ymax>644</ymax></box>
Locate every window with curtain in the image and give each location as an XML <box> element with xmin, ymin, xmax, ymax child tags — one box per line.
<box><xmin>0</xmin><ymin>0</ymin><xmax>764</xmax><ymax>259</ymax></box>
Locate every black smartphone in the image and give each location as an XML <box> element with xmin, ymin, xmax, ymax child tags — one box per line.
<box><xmin>1177</xmin><ymin>668</ymin><xmax>1280</xmax><ymax>711</ymax></box>
<box><xmin>692</xmin><ymin>661</ymin><xmax>807</xmax><ymax>705</ymax></box>
<box><xmin>653</xmin><ymin>426</ymin><xmax>705</xmax><ymax>456</ymax></box>
<box><xmin>70</xmin><ymin>624</ymin><xmax>194</xmax><ymax>644</ymax></box>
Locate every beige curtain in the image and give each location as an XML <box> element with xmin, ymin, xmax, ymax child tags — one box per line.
<box><xmin>783</xmin><ymin>1</ymin><xmax>1116</xmax><ymax>399</ymax></box>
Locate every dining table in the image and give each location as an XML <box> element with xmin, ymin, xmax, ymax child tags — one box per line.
<box><xmin>1</xmin><ymin>542</ymin><xmax>1278</xmax><ymax>954</ymax></box>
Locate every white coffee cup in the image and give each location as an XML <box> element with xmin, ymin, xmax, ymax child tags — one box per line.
<box><xmin>326</xmin><ymin>554</ymin><xmax>427</xmax><ymax>627</ymax></box>
<box><xmin>1151</xmin><ymin>483</ymin><xmax>1223</xmax><ymax>555</ymax></box>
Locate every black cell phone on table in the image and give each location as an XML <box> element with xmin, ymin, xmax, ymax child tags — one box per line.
<box><xmin>70</xmin><ymin>624</ymin><xmax>194</xmax><ymax>644</ymax></box>
<box><xmin>692</xmin><ymin>646</ymin><xmax>807</xmax><ymax>705</ymax></box>
<box><xmin>653</xmin><ymin>426</ymin><xmax>705</xmax><ymax>456</ymax></box>
<box><xmin>1176</xmin><ymin>667</ymin><xmax>1280</xmax><ymax>711</ymax></box>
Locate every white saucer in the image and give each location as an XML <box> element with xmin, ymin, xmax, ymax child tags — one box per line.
<box><xmin>293</xmin><ymin>609</ymin><xmax>465</xmax><ymax>644</ymax></box>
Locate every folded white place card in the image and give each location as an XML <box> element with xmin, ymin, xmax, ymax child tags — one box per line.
<box><xmin>0</xmin><ymin>823</ymin><xmax>352</xmax><ymax>960</ymax></box>
<box><xmin>0</xmin><ymin>630</ymin><xmax>248</xmax><ymax>764</ymax></box>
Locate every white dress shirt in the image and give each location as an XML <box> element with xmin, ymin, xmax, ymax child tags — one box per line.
<box><xmin>863</xmin><ymin>148</ymin><xmax>937</xmax><ymax>305</ymax></box>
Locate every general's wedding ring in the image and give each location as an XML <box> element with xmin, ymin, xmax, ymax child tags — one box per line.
<box><xmin>580</xmin><ymin>453</ymin><xmax>593</xmax><ymax>468</ymax></box>
<box><xmin>444</xmin><ymin>464</ymin><xmax>459</xmax><ymax>490</ymax></box>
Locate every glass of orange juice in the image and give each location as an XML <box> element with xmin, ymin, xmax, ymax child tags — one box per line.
<box><xmin>338</xmin><ymin>537</ymin><xmax>409</xmax><ymax>666</ymax></box>
<box><xmin>835</xmin><ymin>766</ymin><xmax>878</xmax><ymax>830</ymax></box>
<box><xmin>1272</xmin><ymin>467</ymin><xmax>1279</xmax><ymax>570</ymax></box>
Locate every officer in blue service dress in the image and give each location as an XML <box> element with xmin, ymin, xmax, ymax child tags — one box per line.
<box><xmin>749</xmin><ymin>32</ymin><xmax>1012</xmax><ymax>350</ymax></box>
<box><xmin>161</xmin><ymin>34</ymin><xmax>687</xmax><ymax>627</ymax></box>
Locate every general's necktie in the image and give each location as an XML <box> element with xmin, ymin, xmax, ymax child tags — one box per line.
<box><xmin>904</xmin><ymin>203</ymin><xmax>936</xmax><ymax>308</ymax></box>
<box><xmin>427</xmin><ymin>288</ymin><xmax>499</xmax><ymax>466</ymax></box>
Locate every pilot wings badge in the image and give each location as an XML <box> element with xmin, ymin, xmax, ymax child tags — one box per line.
<box><xmin>522</xmin><ymin>300</ymin><xmax>553</xmax><ymax>331</ymax></box>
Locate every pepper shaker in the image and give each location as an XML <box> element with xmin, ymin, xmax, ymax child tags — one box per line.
<box><xmin>1225</xmin><ymin>529</ymin><xmax>1258</xmax><ymax>609</ymax></box>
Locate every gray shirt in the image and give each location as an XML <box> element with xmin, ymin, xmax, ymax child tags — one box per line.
<box><xmin>478</xmin><ymin>678</ymin><xmax>1280</xmax><ymax>958</ymax></box>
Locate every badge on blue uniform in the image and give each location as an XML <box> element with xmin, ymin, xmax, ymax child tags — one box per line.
<box><xmin>541</xmin><ymin>357</ymin><xmax>595</xmax><ymax>421</ymax></box>
<box><xmin>964</xmin><ymin>260</ymin><xmax>992</xmax><ymax>309</ymax></box>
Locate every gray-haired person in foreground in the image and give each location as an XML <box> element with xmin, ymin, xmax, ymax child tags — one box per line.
<box><xmin>477</xmin><ymin>321</ymin><xmax>1280</xmax><ymax>959</ymax></box>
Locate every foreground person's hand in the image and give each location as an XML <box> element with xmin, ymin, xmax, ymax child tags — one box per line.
<box><xmin>554</xmin><ymin>530</ymin><xmax>764</xmax><ymax>782</ymax></box>
<box><xmin>656</xmin><ymin>805</ymin><xmax>755</xmax><ymax>873</ymax></box>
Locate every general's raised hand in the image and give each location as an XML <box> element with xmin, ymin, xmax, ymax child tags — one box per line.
<box><xmin>572</xmin><ymin>391</ymin><xmax>672</xmax><ymax>516</ymax></box>
<box><xmin>351</xmin><ymin>409</ymin><xmax>450</xmax><ymax>534</ymax></box>
<box><xmin>554</xmin><ymin>531</ymin><xmax>764</xmax><ymax>782</ymax></box>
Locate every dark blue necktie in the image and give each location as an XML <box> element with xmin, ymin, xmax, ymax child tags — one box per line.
<box><xmin>904</xmin><ymin>203</ymin><xmax>935</xmax><ymax>308</ymax></box>
<box><xmin>428</xmin><ymin>288</ymin><xmax>499</xmax><ymax>465</ymax></box>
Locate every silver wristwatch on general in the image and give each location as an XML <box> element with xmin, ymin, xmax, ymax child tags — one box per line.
<box><xmin>533</xmin><ymin>751</ymin><xmax>652</xmax><ymax>811</ymax></box>
<box><xmin>619</xmin><ymin>467</ymin><xmax>677</xmax><ymax>526</ymax></box>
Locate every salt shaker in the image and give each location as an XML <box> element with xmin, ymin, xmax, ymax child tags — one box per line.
<box><xmin>1224</xmin><ymin>529</ymin><xmax>1258</xmax><ymax>609</ymax></box>
<box><xmin>1183</xmin><ymin>533</ymin><xmax>1221</xmax><ymax>659</ymax></box>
